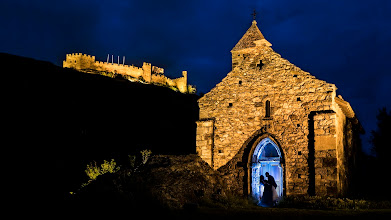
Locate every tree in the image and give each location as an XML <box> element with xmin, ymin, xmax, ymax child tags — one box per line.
<box><xmin>370</xmin><ymin>107</ymin><xmax>391</xmax><ymax>161</ymax></box>
<box><xmin>370</xmin><ymin>107</ymin><xmax>391</xmax><ymax>198</ymax></box>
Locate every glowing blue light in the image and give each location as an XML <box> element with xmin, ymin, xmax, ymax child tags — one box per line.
<box><xmin>251</xmin><ymin>138</ymin><xmax>283</xmax><ymax>204</ymax></box>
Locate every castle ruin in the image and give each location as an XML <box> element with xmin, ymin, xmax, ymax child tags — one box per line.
<box><xmin>63</xmin><ymin>53</ymin><xmax>193</xmax><ymax>93</ymax></box>
<box><xmin>196</xmin><ymin>20</ymin><xmax>363</xmax><ymax>200</ymax></box>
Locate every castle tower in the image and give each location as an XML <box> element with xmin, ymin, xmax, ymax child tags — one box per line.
<box><xmin>142</xmin><ymin>62</ymin><xmax>152</xmax><ymax>83</ymax></box>
<box><xmin>63</xmin><ymin>53</ymin><xmax>95</xmax><ymax>70</ymax></box>
<box><xmin>178</xmin><ymin>71</ymin><xmax>188</xmax><ymax>93</ymax></box>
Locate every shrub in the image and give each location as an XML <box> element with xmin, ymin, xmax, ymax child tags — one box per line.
<box><xmin>140</xmin><ymin>149</ymin><xmax>152</xmax><ymax>164</ymax></box>
<box><xmin>85</xmin><ymin>159</ymin><xmax>120</xmax><ymax>180</ymax></box>
<box><xmin>277</xmin><ymin>195</ymin><xmax>391</xmax><ymax>210</ymax></box>
<box><xmin>187</xmin><ymin>85</ymin><xmax>196</xmax><ymax>94</ymax></box>
<box><xmin>85</xmin><ymin>161</ymin><xmax>101</xmax><ymax>180</ymax></box>
<box><xmin>169</xmin><ymin>86</ymin><xmax>178</xmax><ymax>92</ymax></box>
<box><xmin>128</xmin><ymin>154</ymin><xmax>136</xmax><ymax>168</ymax></box>
<box><xmin>100</xmin><ymin>159</ymin><xmax>120</xmax><ymax>174</ymax></box>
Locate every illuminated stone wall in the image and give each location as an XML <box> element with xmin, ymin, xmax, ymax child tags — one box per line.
<box><xmin>196</xmin><ymin>21</ymin><xmax>361</xmax><ymax>197</ymax></box>
<box><xmin>63</xmin><ymin>53</ymin><xmax>189</xmax><ymax>93</ymax></box>
<box><xmin>196</xmin><ymin>119</ymin><xmax>214</xmax><ymax>167</ymax></box>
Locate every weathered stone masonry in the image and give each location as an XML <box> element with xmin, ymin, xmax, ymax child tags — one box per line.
<box><xmin>196</xmin><ymin>20</ymin><xmax>362</xmax><ymax>197</ymax></box>
<box><xmin>63</xmin><ymin>53</ymin><xmax>192</xmax><ymax>93</ymax></box>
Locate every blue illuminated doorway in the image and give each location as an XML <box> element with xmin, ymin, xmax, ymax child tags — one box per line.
<box><xmin>251</xmin><ymin>138</ymin><xmax>283</xmax><ymax>203</ymax></box>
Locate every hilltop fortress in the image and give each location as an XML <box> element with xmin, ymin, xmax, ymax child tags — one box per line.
<box><xmin>63</xmin><ymin>53</ymin><xmax>194</xmax><ymax>93</ymax></box>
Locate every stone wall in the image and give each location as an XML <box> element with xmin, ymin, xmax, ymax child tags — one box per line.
<box><xmin>197</xmin><ymin>43</ymin><xmax>340</xmax><ymax>196</ymax></box>
<box><xmin>63</xmin><ymin>53</ymin><xmax>95</xmax><ymax>70</ymax></box>
<box><xmin>199</xmin><ymin>44</ymin><xmax>336</xmax><ymax>165</ymax></box>
<box><xmin>196</xmin><ymin>21</ymin><xmax>361</xmax><ymax>197</ymax></box>
<box><xmin>196</xmin><ymin>119</ymin><xmax>214</xmax><ymax>167</ymax></box>
<box><xmin>313</xmin><ymin>112</ymin><xmax>338</xmax><ymax>196</ymax></box>
<box><xmin>63</xmin><ymin>53</ymin><xmax>190</xmax><ymax>93</ymax></box>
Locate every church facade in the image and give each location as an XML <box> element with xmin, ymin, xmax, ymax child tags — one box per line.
<box><xmin>196</xmin><ymin>20</ymin><xmax>362</xmax><ymax>199</ymax></box>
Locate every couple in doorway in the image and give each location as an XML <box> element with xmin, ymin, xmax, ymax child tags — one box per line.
<box><xmin>259</xmin><ymin>172</ymin><xmax>279</xmax><ymax>207</ymax></box>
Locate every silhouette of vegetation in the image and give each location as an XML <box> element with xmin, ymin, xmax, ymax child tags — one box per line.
<box><xmin>368</xmin><ymin>107</ymin><xmax>391</xmax><ymax>198</ymax></box>
<box><xmin>140</xmin><ymin>149</ymin><xmax>152</xmax><ymax>164</ymax></box>
<box><xmin>278</xmin><ymin>195</ymin><xmax>391</xmax><ymax>210</ymax></box>
<box><xmin>85</xmin><ymin>159</ymin><xmax>120</xmax><ymax>180</ymax></box>
<box><xmin>370</xmin><ymin>107</ymin><xmax>391</xmax><ymax>159</ymax></box>
<box><xmin>0</xmin><ymin>53</ymin><xmax>199</xmax><ymax>199</ymax></box>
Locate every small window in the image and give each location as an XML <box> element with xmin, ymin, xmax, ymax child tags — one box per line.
<box><xmin>298</xmin><ymin>174</ymin><xmax>301</xmax><ymax>178</ymax></box>
<box><xmin>297</xmin><ymin>97</ymin><xmax>301</xmax><ymax>101</ymax></box>
<box><xmin>265</xmin><ymin>100</ymin><xmax>271</xmax><ymax>117</ymax></box>
<box><xmin>228</xmin><ymin>103</ymin><xmax>233</xmax><ymax>107</ymax></box>
<box><xmin>298</xmin><ymin>151</ymin><xmax>302</xmax><ymax>155</ymax></box>
<box><xmin>293</xmin><ymin>74</ymin><xmax>298</xmax><ymax>78</ymax></box>
<box><xmin>238</xmin><ymin>80</ymin><xmax>242</xmax><ymax>85</ymax></box>
<box><xmin>218</xmin><ymin>150</ymin><xmax>223</xmax><ymax>153</ymax></box>
<box><xmin>297</xmin><ymin>124</ymin><xmax>301</xmax><ymax>127</ymax></box>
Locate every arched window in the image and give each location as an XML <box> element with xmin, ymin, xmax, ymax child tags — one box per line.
<box><xmin>265</xmin><ymin>100</ymin><xmax>271</xmax><ymax>118</ymax></box>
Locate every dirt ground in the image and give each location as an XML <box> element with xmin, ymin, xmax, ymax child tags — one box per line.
<box><xmin>169</xmin><ymin>206</ymin><xmax>391</xmax><ymax>220</ymax></box>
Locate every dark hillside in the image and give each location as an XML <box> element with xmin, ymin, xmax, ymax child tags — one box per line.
<box><xmin>2</xmin><ymin>53</ymin><xmax>199</xmax><ymax>197</ymax></box>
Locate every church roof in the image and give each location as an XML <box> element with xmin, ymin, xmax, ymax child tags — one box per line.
<box><xmin>335</xmin><ymin>96</ymin><xmax>355</xmax><ymax>118</ymax></box>
<box><xmin>232</xmin><ymin>20</ymin><xmax>268</xmax><ymax>51</ymax></box>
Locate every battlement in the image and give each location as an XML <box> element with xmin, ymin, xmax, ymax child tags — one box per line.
<box><xmin>63</xmin><ymin>53</ymin><xmax>194</xmax><ymax>94</ymax></box>
<box><xmin>66</xmin><ymin>53</ymin><xmax>95</xmax><ymax>60</ymax></box>
<box><xmin>152</xmin><ymin>66</ymin><xmax>164</xmax><ymax>74</ymax></box>
<box><xmin>63</xmin><ymin>53</ymin><xmax>95</xmax><ymax>70</ymax></box>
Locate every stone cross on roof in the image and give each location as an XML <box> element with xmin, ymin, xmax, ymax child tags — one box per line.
<box><xmin>252</xmin><ymin>9</ymin><xmax>257</xmax><ymax>20</ymax></box>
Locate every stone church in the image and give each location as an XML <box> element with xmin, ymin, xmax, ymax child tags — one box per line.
<box><xmin>196</xmin><ymin>19</ymin><xmax>362</xmax><ymax>200</ymax></box>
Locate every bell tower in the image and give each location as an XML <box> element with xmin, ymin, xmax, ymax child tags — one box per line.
<box><xmin>230</xmin><ymin>19</ymin><xmax>272</xmax><ymax>70</ymax></box>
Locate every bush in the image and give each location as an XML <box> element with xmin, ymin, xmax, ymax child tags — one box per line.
<box><xmin>85</xmin><ymin>161</ymin><xmax>101</xmax><ymax>180</ymax></box>
<box><xmin>128</xmin><ymin>154</ymin><xmax>136</xmax><ymax>168</ymax></box>
<box><xmin>100</xmin><ymin>159</ymin><xmax>120</xmax><ymax>174</ymax></box>
<box><xmin>187</xmin><ymin>85</ymin><xmax>196</xmax><ymax>94</ymax></box>
<box><xmin>277</xmin><ymin>195</ymin><xmax>391</xmax><ymax>210</ymax></box>
<box><xmin>140</xmin><ymin>149</ymin><xmax>152</xmax><ymax>164</ymax></box>
<box><xmin>85</xmin><ymin>159</ymin><xmax>120</xmax><ymax>180</ymax></box>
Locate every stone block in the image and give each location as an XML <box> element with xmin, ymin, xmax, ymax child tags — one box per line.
<box><xmin>322</xmin><ymin>157</ymin><xmax>337</xmax><ymax>167</ymax></box>
<box><xmin>314</xmin><ymin>135</ymin><xmax>336</xmax><ymax>150</ymax></box>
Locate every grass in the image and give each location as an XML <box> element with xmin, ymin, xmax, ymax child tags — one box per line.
<box><xmin>182</xmin><ymin>195</ymin><xmax>391</xmax><ymax>219</ymax></box>
<box><xmin>171</xmin><ymin>206</ymin><xmax>391</xmax><ymax>220</ymax></box>
<box><xmin>277</xmin><ymin>195</ymin><xmax>391</xmax><ymax>210</ymax></box>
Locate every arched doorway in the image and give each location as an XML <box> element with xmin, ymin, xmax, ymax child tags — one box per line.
<box><xmin>250</xmin><ymin>137</ymin><xmax>283</xmax><ymax>203</ymax></box>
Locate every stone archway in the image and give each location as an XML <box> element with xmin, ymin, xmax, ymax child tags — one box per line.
<box><xmin>245</xmin><ymin>135</ymin><xmax>285</xmax><ymax>203</ymax></box>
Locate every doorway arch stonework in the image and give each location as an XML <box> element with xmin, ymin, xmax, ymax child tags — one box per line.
<box><xmin>250</xmin><ymin>137</ymin><xmax>284</xmax><ymax>202</ymax></box>
<box><xmin>243</xmin><ymin>133</ymin><xmax>285</xmax><ymax>198</ymax></box>
<box><xmin>216</xmin><ymin>131</ymin><xmax>287</xmax><ymax>198</ymax></box>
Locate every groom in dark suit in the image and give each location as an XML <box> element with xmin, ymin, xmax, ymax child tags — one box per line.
<box><xmin>265</xmin><ymin>172</ymin><xmax>277</xmax><ymax>188</ymax></box>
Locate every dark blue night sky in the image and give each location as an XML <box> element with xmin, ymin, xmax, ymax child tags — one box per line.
<box><xmin>1</xmin><ymin>0</ymin><xmax>390</xmax><ymax>154</ymax></box>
